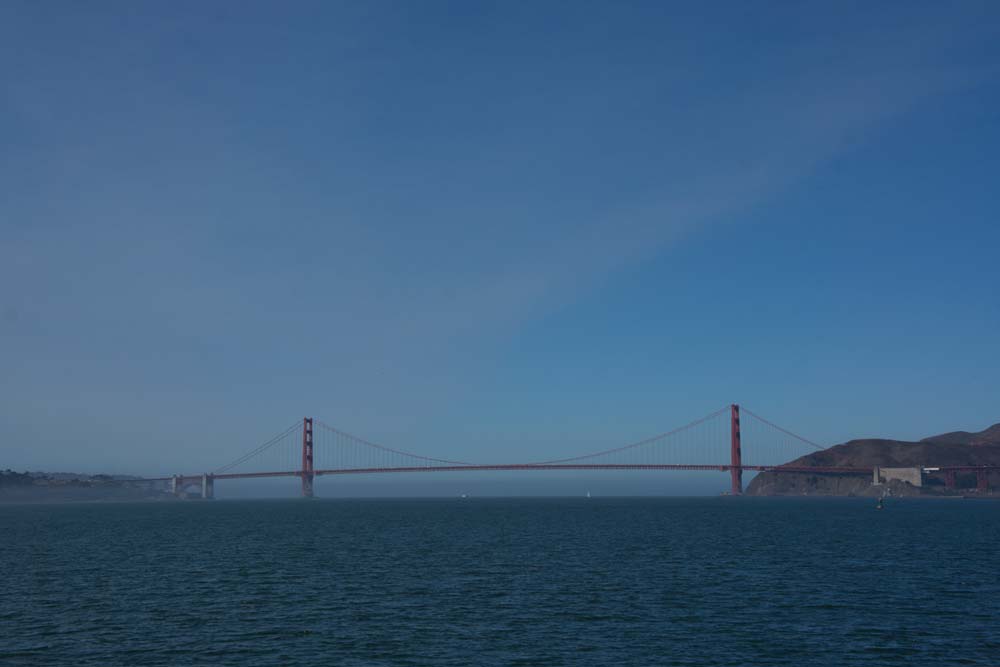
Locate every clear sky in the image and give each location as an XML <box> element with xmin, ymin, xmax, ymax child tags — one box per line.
<box><xmin>2</xmin><ymin>2</ymin><xmax>998</xmax><ymax>492</ymax></box>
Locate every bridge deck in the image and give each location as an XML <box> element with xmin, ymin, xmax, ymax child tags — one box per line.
<box><xmin>144</xmin><ymin>463</ymin><xmax>882</xmax><ymax>482</ymax></box>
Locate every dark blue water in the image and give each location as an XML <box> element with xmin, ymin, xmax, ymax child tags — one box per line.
<box><xmin>3</xmin><ymin>498</ymin><xmax>998</xmax><ymax>666</ymax></box>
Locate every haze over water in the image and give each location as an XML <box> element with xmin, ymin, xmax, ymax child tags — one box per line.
<box><xmin>5</xmin><ymin>497</ymin><xmax>998</xmax><ymax>666</ymax></box>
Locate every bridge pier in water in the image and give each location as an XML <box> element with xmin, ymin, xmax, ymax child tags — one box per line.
<box><xmin>977</xmin><ymin>469</ymin><xmax>989</xmax><ymax>493</ymax></box>
<box><xmin>169</xmin><ymin>474</ymin><xmax>214</xmax><ymax>499</ymax></box>
<box><xmin>201</xmin><ymin>474</ymin><xmax>214</xmax><ymax>499</ymax></box>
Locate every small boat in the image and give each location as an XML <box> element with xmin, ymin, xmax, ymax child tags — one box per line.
<box><xmin>876</xmin><ymin>495</ymin><xmax>884</xmax><ymax>510</ymax></box>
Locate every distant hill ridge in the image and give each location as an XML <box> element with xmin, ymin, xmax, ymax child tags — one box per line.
<box><xmin>920</xmin><ymin>423</ymin><xmax>1000</xmax><ymax>446</ymax></box>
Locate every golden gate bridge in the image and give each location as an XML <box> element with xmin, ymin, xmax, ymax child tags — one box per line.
<box><xmin>146</xmin><ymin>405</ymin><xmax>995</xmax><ymax>498</ymax></box>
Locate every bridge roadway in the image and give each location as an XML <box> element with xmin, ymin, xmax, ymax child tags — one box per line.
<box><xmin>148</xmin><ymin>463</ymin><xmax>1000</xmax><ymax>499</ymax></box>
<box><xmin>146</xmin><ymin>463</ymin><xmax>876</xmax><ymax>483</ymax></box>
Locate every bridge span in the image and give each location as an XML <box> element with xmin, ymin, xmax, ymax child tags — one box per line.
<box><xmin>147</xmin><ymin>405</ymin><xmax>995</xmax><ymax>498</ymax></box>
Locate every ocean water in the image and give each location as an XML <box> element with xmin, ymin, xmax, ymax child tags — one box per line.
<box><xmin>2</xmin><ymin>497</ymin><xmax>998</xmax><ymax>666</ymax></box>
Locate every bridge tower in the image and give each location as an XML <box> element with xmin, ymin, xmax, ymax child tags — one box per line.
<box><xmin>301</xmin><ymin>417</ymin><xmax>314</xmax><ymax>498</ymax></box>
<box><xmin>730</xmin><ymin>404</ymin><xmax>742</xmax><ymax>495</ymax></box>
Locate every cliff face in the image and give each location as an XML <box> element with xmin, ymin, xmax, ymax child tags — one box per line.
<box><xmin>745</xmin><ymin>422</ymin><xmax>1000</xmax><ymax>496</ymax></box>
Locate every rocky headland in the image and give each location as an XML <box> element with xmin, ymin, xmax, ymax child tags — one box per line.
<box><xmin>746</xmin><ymin>423</ymin><xmax>1000</xmax><ymax>496</ymax></box>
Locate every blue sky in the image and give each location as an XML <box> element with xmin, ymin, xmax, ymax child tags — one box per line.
<box><xmin>1</xmin><ymin>2</ymin><xmax>998</xmax><ymax>491</ymax></box>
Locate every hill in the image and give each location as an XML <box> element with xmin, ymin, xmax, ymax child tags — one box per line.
<box><xmin>745</xmin><ymin>422</ymin><xmax>1000</xmax><ymax>496</ymax></box>
<box><xmin>0</xmin><ymin>470</ymin><xmax>169</xmax><ymax>502</ymax></box>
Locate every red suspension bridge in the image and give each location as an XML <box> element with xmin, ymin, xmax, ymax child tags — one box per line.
<box><xmin>147</xmin><ymin>404</ymin><xmax>995</xmax><ymax>498</ymax></box>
